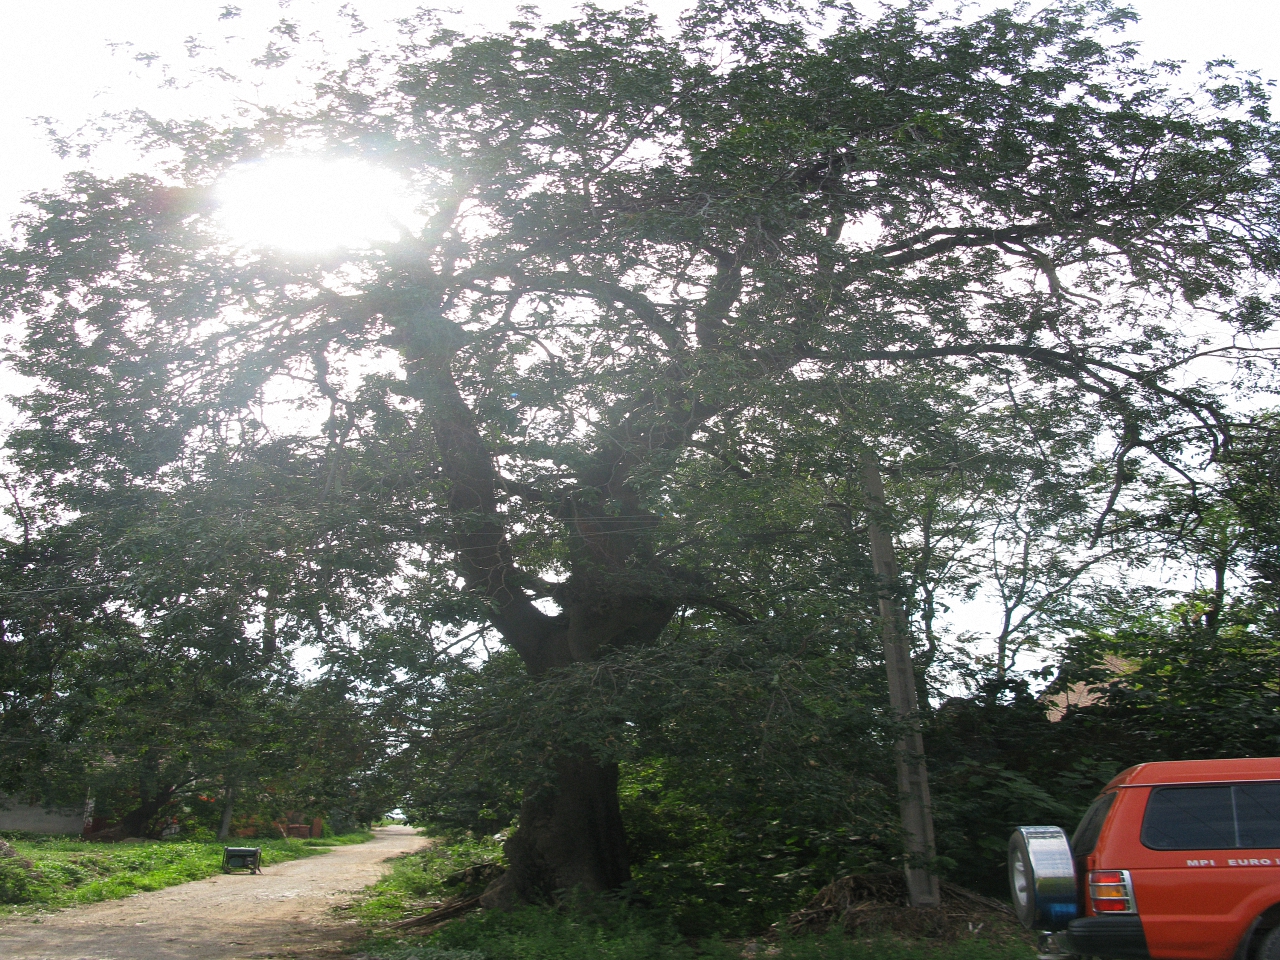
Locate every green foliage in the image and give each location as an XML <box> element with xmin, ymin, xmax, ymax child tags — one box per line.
<box><xmin>351</xmin><ymin>834</ymin><xmax>504</xmax><ymax>925</ymax></box>
<box><xmin>1057</xmin><ymin>599</ymin><xmax>1280</xmax><ymax>760</ymax></box>
<box><xmin>1227</xmin><ymin>418</ymin><xmax>1280</xmax><ymax>607</ymax></box>
<box><xmin>0</xmin><ymin>855</ymin><xmax>34</xmax><ymax>905</ymax></box>
<box><xmin>620</xmin><ymin>757</ymin><xmax>887</xmax><ymax>936</ymax></box>
<box><xmin>355</xmin><ymin>886</ymin><xmax>1035</xmax><ymax>960</ymax></box>
<box><xmin>0</xmin><ymin>832</ymin><xmax>367</xmax><ymax>911</ymax></box>
<box><xmin>420</xmin><ymin>902</ymin><xmax>702</xmax><ymax>960</ymax></box>
<box><xmin>926</xmin><ymin>684</ymin><xmax>1120</xmax><ymax>894</ymax></box>
<box><xmin>404</xmin><ymin>620</ymin><xmax>893</xmax><ymax>816</ymax></box>
<box><xmin>928</xmin><ymin>565</ymin><xmax>1280</xmax><ymax>896</ymax></box>
<box><xmin>0</xmin><ymin>532</ymin><xmax>398</xmax><ymax>835</ymax></box>
<box><xmin>397</xmin><ymin>619</ymin><xmax>900</xmax><ymax>933</ymax></box>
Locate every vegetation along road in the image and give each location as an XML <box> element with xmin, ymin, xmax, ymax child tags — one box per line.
<box><xmin>0</xmin><ymin>826</ymin><xmax>427</xmax><ymax>960</ymax></box>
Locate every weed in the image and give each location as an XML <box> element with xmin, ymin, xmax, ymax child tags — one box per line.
<box><xmin>350</xmin><ymin>833</ymin><xmax>501</xmax><ymax>925</ymax></box>
<box><xmin>422</xmin><ymin>903</ymin><xmax>705</xmax><ymax>960</ymax></box>
<box><xmin>355</xmin><ymin>948</ymin><xmax>486</xmax><ymax>960</ymax></box>
<box><xmin>347</xmin><ymin>837</ymin><xmax>1035</xmax><ymax>960</ymax></box>
<box><xmin>356</xmin><ymin>904</ymin><xmax>1036</xmax><ymax>960</ymax></box>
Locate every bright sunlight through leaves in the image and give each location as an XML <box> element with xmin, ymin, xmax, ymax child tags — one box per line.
<box><xmin>216</xmin><ymin>155</ymin><xmax>415</xmax><ymax>252</ymax></box>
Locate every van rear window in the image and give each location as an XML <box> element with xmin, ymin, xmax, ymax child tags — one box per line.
<box><xmin>1142</xmin><ymin>782</ymin><xmax>1280</xmax><ymax>850</ymax></box>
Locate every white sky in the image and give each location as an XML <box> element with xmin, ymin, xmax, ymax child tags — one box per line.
<box><xmin>0</xmin><ymin>0</ymin><xmax>1276</xmax><ymax>676</ymax></box>
<box><xmin>1</xmin><ymin>0</ymin><xmax>1277</xmax><ymax>228</ymax></box>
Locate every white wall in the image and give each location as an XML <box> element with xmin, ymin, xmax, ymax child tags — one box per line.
<box><xmin>0</xmin><ymin>795</ymin><xmax>84</xmax><ymax>835</ymax></box>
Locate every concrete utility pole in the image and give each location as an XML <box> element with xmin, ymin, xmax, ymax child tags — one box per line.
<box><xmin>859</xmin><ymin>449</ymin><xmax>941</xmax><ymax>909</ymax></box>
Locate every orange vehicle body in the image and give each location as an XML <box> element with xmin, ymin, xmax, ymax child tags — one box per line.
<box><xmin>1076</xmin><ymin>758</ymin><xmax>1280</xmax><ymax>960</ymax></box>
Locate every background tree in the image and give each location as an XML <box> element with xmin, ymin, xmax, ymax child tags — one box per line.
<box><xmin>928</xmin><ymin>469</ymin><xmax>1280</xmax><ymax>896</ymax></box>
<box><xmin>1228</xmin><ymin>416</ymin><xmax>1280</xmax><ymax>615</ymax></box>
<box><xmin>0</xmin><ymin>494</ymin><xmax>393</xmax><ymax>837</ymax></box>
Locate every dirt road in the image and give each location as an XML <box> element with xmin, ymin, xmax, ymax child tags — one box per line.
<box><xmin>0</xmin><ymin>826</ymin><xmax>428</xmax><ymax>960</ymax></box>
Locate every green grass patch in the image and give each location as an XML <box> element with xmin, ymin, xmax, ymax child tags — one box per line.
<box><xmin>376</xmin><ymin>902</ymin><xmax>704</xmax><ymax>960</ymax></box>
<box><xmin>0</xmin><ymin>830</ymin><xmax>372</xmax><ymax>912</ymax></box>
<box><xmin>356</xmin><ymin>906</ymin><xmax>1036</xmax><ymax>960</ymax></box>
<box><xmin>350</xmin><ymin>833</ymin><xmax>501</xmax><ymax>925</ymax></box>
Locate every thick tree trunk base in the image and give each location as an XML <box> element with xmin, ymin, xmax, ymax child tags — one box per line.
<box><xmin>480</xmin><ymin>752</ymin><xmax>630</xmax><ymax>910</ymax></box>
<box><xmin>119</xmin><ymin>793</ymin><xmax>173</xmax><ymax>839</ymax></box>
<box><xmin>217</xmin><ymin>786</ymin><xmax>236</xmax><ymax>840</ymax></box>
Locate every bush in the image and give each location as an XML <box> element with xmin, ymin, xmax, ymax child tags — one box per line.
<box><xmin>350</xmin><ymin>837</ymin><xmax>1037</xmax><ymax>960</ymax></box>
<box><xmin>358</xmin><ymin>949</ymin><xmax>486</xmax><ymax>960</ymax></box>
<box><xmin>352</xmin><ymin>833</ymin><xmax>504</xmax><ymax>925</ymax></box>
<box><xmin>620</xmin><ymin>758</ymin><xmax>879</xmax><ymax>936</ymax></box>
<box><xmin>357</xmin><ymin>899</ymin><xmax>1036</xmax><ymax>960</ymax></box>
<box><xmin>0</xmin><ymin>857</ymin><xmax>34</xmax><ymax>905</ymax></box>
<box><xmin>927</xmin><ymin>683</ymin><xmax>1119</xmax><ymax>895</ymax></box>
<box><xmin>423</xmin><ymin>900</ymin><xmax>702</xmax><ymax>960</ymax></box>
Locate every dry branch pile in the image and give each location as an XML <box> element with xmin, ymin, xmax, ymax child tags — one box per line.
<box><xmin>389</xmin><ymin>894</ymin><xmax>484</xmax><ymax>933</ymax></box>
<box><xmin>787</xmin><ymin>872</ymin><xmax>1031</xmax><ymax>942</ymax></box>
<box><xmin>386</xmin><ymin>861</ymin><xmax>505</xmax><ymax>934</ymax></box>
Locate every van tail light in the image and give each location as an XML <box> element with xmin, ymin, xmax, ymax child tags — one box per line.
<box><xmin>1089</xmin><ymin>870</ymin><xmax>1136</xmax><ymax>914</ymax></box>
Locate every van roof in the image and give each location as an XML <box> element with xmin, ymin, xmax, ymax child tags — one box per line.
<box><xmin>1104</xmin><ymin>758</ymin><xmax>1280</xmax><ymax>791</ymax></box>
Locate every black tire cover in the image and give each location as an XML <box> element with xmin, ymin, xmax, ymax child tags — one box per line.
<box><xmin>1008</xmin><ymin>826</ymin><xmax>1078</xmax><ymax>931</ymax></box>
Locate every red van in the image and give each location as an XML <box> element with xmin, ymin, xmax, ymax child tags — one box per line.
<box><xmin>1010</xmin><ymin>758</ymin><xmax>1280</xmax><ymax>960</ymax></box>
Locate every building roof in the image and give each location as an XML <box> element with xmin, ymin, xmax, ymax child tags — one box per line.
<box><xmin>1041</xmin><ymin>654</ymin><xmax>1134</xmax><ymax>722</ymax></box>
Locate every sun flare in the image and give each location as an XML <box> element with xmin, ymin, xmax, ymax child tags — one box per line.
<box><xmin>216</xmin><ymin>155</ymin><xmax>416</xmax><ymax>252</ymax></box>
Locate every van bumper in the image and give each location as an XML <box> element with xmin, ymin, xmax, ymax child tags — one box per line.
<box><xmin>1060</xmin><ymin>916</ymin><xmax>1149</xmax><ymax>959</ymax></box>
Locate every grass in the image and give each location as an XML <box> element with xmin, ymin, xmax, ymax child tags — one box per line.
<box><xmin>355</xmin><ymin>906</ymin><xmax>1038</xmax><ymax>960</ymax></box>
<box><xmin>350</xmin><ymin>833</ymin><xmax>502</xmax><ymax>926</ymax></box>
<box><xmin>347</xmin><ymin>837</ymin><xmax>1037</xmax><ymax>960</ymax></box>
<box><xmin>0</xmin><ymin>829</ymin><xmax>373</xmax><ymax>913</ymax></box>
<box><xmin>733</xmin><ymin>934</ymin><xmax>1036</xmax><ymax>960</ymax></box>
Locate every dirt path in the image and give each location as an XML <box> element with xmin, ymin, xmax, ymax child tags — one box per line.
<box><xmin>0</xmin><ymin>825</ymin><xmax>428</xmax><ymax>960</ymax></box>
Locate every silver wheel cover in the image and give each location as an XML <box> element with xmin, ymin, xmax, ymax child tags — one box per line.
<box><xmin>1008</xmin><ymin>826</ymin><xmax>1078</xmax><ymax>931</ymax></box>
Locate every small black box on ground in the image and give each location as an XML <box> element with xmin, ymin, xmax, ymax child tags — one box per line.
<box><xmin>222</xmin><ymin>846</ymin><xmax>262</xmax><ymax>874</ymax></box>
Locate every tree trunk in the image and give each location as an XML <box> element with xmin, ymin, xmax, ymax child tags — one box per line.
<box><xmin>860</xmin><ymin>449</ymin><xmax>941</xmax><ymax>909</ymax></box>
<box><xmin>119</xmin><ymin>787</ymin><xmax>175</xmax><ymax>838</ymax></box>
<box><xmin>480</xmin><ymin>750</ymin><xmax>630</xmax><ymax>909</ymax></box>
<box><xmin>405</xmin><ymin>335</ymin><xmax>671</xmax><ymax>908</ymax></box>
<box><xmin>479</xmin><ymin>593</ymin><xmax>673</xmax><ymax>907</ymax></box>
<box><xmin>217</xmin><ymin>785</ymin><xmax>236</xmax><ymax>840</ymax></box>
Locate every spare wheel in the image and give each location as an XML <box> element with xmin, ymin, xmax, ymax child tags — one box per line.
<box><xmin>1008</xmin><ymin>826</ymin><xmax>1078</xmax><ymax>930</ymax></box>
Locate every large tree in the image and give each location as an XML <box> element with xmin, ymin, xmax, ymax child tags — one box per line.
<box><xmin>2</xmin><ymin>0</ymin><xmax>1277</xmax><ymax>902</ymax></box>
